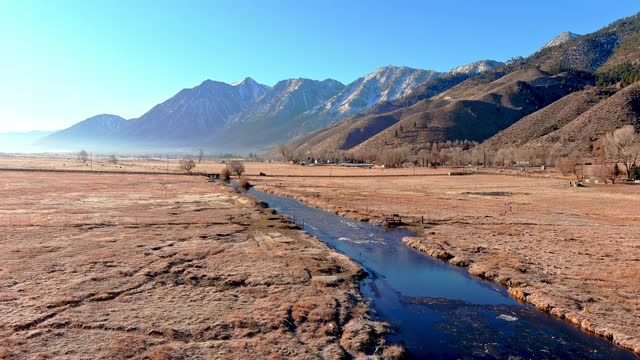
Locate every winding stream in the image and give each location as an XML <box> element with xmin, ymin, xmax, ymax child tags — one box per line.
<box><xmin>248</xmin><ymin>188</ymin><xmax>635</xmax><ymax>359</ymax></box>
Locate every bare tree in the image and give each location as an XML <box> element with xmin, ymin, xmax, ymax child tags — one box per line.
<box><xmin>557</xmin><ymin>152</ymin><xmax>584</xmax><ymax>180</ymax></box>
<box><xmin>379</xmin><ymin>147</ymin><xmax>409</xmax><ymax>168</ymax></box>
<box><xmin>469</xmin><ymin>148</ymin><xmax>484</xmax><ymax>166</ymax></box>
<box><xmin>316</xmin><ymin>148</ymin><xmax>331</xmax><ymax>164</ymax></box>
<box><xmin>109</xmin><ymin>154</ymin><xmax>118</xmax><ymax>165</ymax></box>
<box><xmin>198</xmin><ymin>149</ymin><xmax>205</xmax><ymax>163</ymax></box>
<box><xmin>278</xmin><ymin>144</ymin><xmax>293</xmax><ymax>162</ymax></box>
<box><xmin>491</xmin><ymin>146</ymin><xmax>520</xmax><ymax>168</ymax></box>
<box><xmin>594</xmin><ymin>139</ymin><xmax>616</xmax><ymax>184</ymax></box>
<box><xmin>78</xmin><ymin>150</ymin><xmax>89</xmax><ymax>164</ymax></box>
<box><xmin>603</xmin><ymin>125</ymin><xmax>640</xmax><ymax>179</ymax></box>
<box><xmin>227</xmin><ymin>160</ymin><xmax>245</xmax><ymax>177</ymax></box>
<box><xmin>417</xmin><ymin>149</ymin><xmax>432</xmax><ymax>167</ymax></box>
<box><xmin>450</xmin><ymin>147</ymin><xmax>464</xmax><ymax>166</ymax></box>
<box><xmin>179</xmin><ymin>157</ymin><xmax>196</xmax><ymax>173</ymax></box>
<box><xmin>300</xmin><ymin>145</ymin><xmax>313</xmax><ymax>163</ymax></box>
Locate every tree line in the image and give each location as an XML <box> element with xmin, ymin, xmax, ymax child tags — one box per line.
<box><xmin>280</xmin><ymin>126</ymin><xmax>640</xmax><ymax>181</ymax></box>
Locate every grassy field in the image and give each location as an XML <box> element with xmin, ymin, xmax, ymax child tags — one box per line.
<box><xmin>2</xmin><ymin>155</ymin><xmax>638</xmax><ymax>355</ymax></box>
<box><xmin>0</xmin><ymin>171</ymin><xmax>395</xmax><ymax>359</ymax></box>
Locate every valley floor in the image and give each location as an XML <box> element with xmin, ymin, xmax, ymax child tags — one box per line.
<box><xmin>0</xmin><ymin>171</ymin><xmax>390</xmax><ymax>359</ymax></box>
<box><xmin>250</xmin><ymin>169</ymin><xmax>640</xmax><ymax>356</ymax></box>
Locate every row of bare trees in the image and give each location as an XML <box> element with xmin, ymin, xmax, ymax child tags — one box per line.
<box><xmin>278</xmin><ymin>125</ymin><xmax>640</xmax><ymax>180</ymax></box>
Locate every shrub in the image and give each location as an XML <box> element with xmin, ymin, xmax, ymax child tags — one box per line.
<box><xmin>179</xmin><ymin>157</ymin><xmax>196</xmax><ymax>173</ymax></box>
<box><xmin>238</xmin><ymin>178</ymin><xmax>251</xmax><ymax>189</ymax></box>
<box><xmin>219</xmin><ymin>168</ymin><xmax>231</xmax><ymax>181</ymax></box>
<box><xmin>227</xmin><ymin>160</ymin><xmax>245</xmax><ymax>177</ymax></box>
<box><xmin>382</xmin><ymin>345</ymin><xmax>406</xmax><ymax>360</ymax></box>
<box><xmin>78</xmin><ymin>149</ymin><xmax>89</xmax><ymax>164</ymax></box>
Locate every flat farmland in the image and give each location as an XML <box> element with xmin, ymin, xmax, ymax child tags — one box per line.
<box><xmin>0</xmin><ymin>171</ymin><xmax>390</xmax><ymax>359</ymax></box>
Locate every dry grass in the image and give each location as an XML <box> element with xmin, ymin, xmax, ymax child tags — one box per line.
<box><xmin>0</xmin><ymin>171</ymin><xmax>384</xmax><ymax>359</ymax></box>
<box><xmin>251</xmin><ymin>170</ymin><xmax>640</xmax><ymax>355</ymax></box>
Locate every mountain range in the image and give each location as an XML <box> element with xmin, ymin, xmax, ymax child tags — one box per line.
<box><xmin>285</xmin><ymin>13</ymin><xmax>640</xmax><ymax>157</ymax></box>
<box><xmin>40</xmin><ymin>61</ymin><xmax>500</xmax><ymax>152</ymax></box>
<box><xmin>38</xmin><ymin>12</ymin><xmax>640</xmax><ymax>156</ymax></box>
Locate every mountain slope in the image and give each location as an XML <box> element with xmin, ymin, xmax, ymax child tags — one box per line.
<box><xmin>480</xmin><ymin>88</ymin><xmax>607</xmax><ymax>150</ymax></box>
<box><xmin>41</xmin><ymin>114</ymin><xmax>128</xmax><ymax>147</ymax></box>
<box><xmin>542</xmin><ymin>31</ymin><xmax>581</xmax><ymax>49</ymax></box>
<box><xmin>291</xmin><ymin>68</ymin><xmax>593</xmax><ymax>155</ymax></box>
<box><xmin>214</xmin><ymin>78</ymin><xmax>345</xmax><ymax>149</ymax></box>
<box><xmin>529</xmin><ymin>81</ymin><xmax>640</xmax><ymax>153</ymax></box>
<box><xmin>284</xmin><ymin>14</ymin><xmax>640</xmax><ymax>156</ymax></box>
<box><xmin>121</xmin><ymin>77</ymin><xmax>269</xmax><ymax>145</ymax></box>
<box><xmin>352</xmin><ymin>69</ymin><xmax>593</xmax><ymax>153</ymax></box>
<box><xmin>518</xmin><ymin>13</ymin><xmax>640</xmax><ymax>73</ymax></box>
<box><xmin>293</xmin><ymin>65</ymin><xmax>441</xmax><ymax>132</ymax></box>
<box><xmin>449</xmin><ymin>60</ymin><xmax>504</xmax><ymax>76</ymax></box>
<box><xmin>286</xmin><ymin>60</ymin><xmax>504</xmax><ymax>152</ymax></box>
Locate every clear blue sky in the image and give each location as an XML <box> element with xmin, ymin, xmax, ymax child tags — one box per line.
<box><xmin>0</xmin><ymin>0</ymin><xmax>637</xmax><ymax>132</ymax></box>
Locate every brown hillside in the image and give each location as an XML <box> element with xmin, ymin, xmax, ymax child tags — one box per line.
<box><xmin>347</xmin><ymin>69</ymin><xmax>592</xmax><ymax>154</ymax></box>
<box><xmin>530</xmin><ymin>81</ymin><xmax>640</xmax><ymax>152</ymax></box>
<box><xmin>287</xmin><ymin>69</ymin><xmax>592</xmax><ymax>155</ymax></box>
<box><xmin>481</xmin><ymin>88</ymin><xmax>607</xmax><ymax>150</ymax></box>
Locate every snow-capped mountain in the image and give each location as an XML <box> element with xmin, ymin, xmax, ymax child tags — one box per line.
<box><xmin>289</xmin><ymin>65</ymin><xmax>440</xmax><ymax>133</ymax></box>
<box><xmin>217</xmin><ymin>78</ymin><xmax>345</xmax><ymax>147</ymax></box>
<box><xmin>230</xmin><ymin>78</ymin><xmax>344</xmax><ymax>125</ymax></box>
<box><xmin>542</xmin><ymin>31</ymin><xmax>581</xmax><ymax>49</ymax></box>
<box><xmin>448</xmin><ymin>60</ymin><xmax>503</xmax><ymax>76</ymax></box>
<box><xmin>41</xmin><ymin>114</ymin><xmax>128</xmax><ymax>146</ymax></box>
<box><xmin>232</xmin><ymin>77</ymin><xmax>272</xmax><ymax>104</ymax></box>
<box><xmin>316</xmin><ymin>65</ymin><xmax>440</xmax><ymax>118</ymax></box>
<box><xmin>121</xmin><ymin>77</ymin><xmax>269</xmax><ymax>144</ymax></box>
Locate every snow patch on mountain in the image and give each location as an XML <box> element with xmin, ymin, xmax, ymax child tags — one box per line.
<box><xmin>542</xmin><ymin>31</ymin><xmax>581</xmax><ymax>49</ymax></box>
<box><xmin>448</xmin><ymin>60</ymin><xmax>503</xmax><ymax>76</ymax></box>
<box><xmin>317</xmin><ymin>65</ymin><xmax>441</xmax><ymax>117</ymax></box>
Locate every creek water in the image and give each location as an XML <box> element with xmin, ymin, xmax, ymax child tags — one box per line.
<box><xmin>247</xmin><ymin>188</ymin><xmax>635</xmax><ymax>359</ymax></box>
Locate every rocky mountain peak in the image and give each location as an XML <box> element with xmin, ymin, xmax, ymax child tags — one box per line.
<box><xmin>542</xmin><ymin>31</ymin><xmax>581</xmax><ymax>49</ymax></box>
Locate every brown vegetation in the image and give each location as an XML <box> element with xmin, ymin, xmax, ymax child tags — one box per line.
<box><xmin>0</xmin><ymin>171</ymin><xmax>389</xmax><ymax>358</ymax></box>
<box><xmin>251</xmin><ymin>171</ymin><xmax>640</xmax><ymax>356</ymax></box>
<box><xmin>178</xmin><ymin>157</ymin><xmax>196</xmax><ymax>173</ymax></box>
<box><xmin>78</xmin><ymin>149</ymin><xmax>89</xmax><ymax>164</ymax></box>
<box><xmin>219</xmin><ymin>168</ymin><xmax>231</xmax><ymax>181</ymax></box>
<box><xmin>226</xmin><ymin>160</ymin><xmax>245</xmax><ymax>177</ymax></box>
<box><xmin>238</xmin><ymin>178</ymin><xmax>251</xmax><ymax>189</ymax></box>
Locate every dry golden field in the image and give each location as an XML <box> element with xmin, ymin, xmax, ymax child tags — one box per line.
<box><xmin>0</xmin><ymin>171</ymin><xmax>394</xmax><ymax>359</ymax></box>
